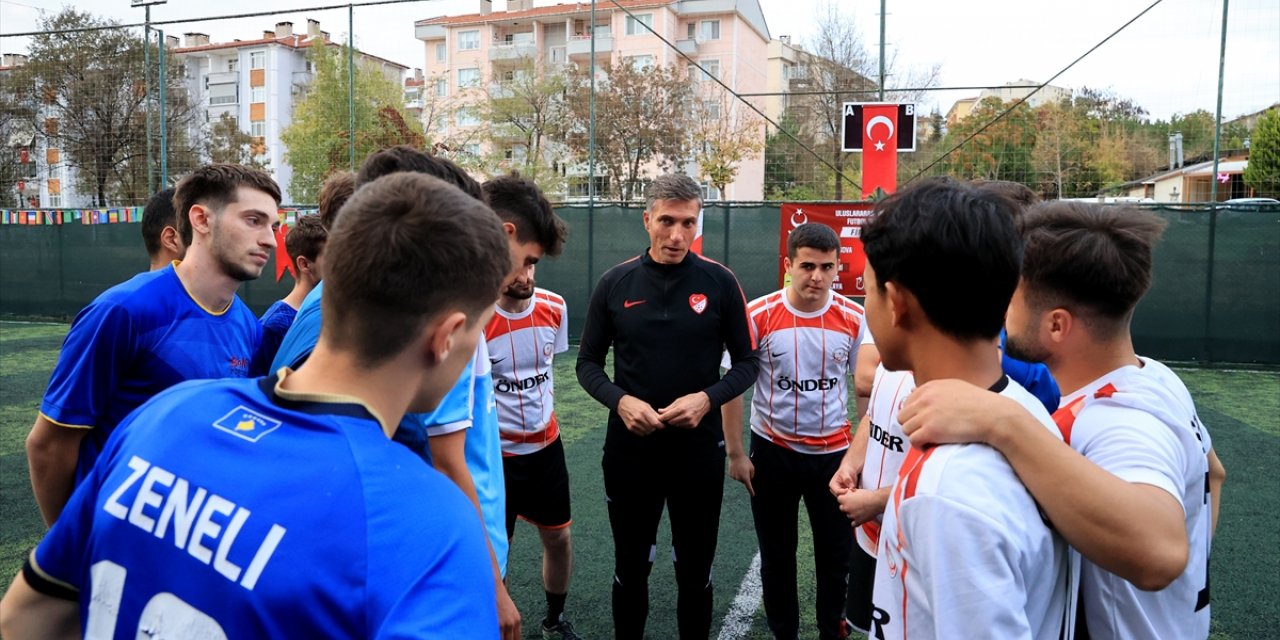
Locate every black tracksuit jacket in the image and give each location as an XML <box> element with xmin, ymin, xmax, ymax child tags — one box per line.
<box><xmin>576</xmin><ymin>250</ymin><xmax>760</xmax><ymax>458</ymax></box>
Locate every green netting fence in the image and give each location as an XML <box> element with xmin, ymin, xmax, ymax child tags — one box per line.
<box><xmin>1</xmin><ymin>203</ymin><xmax>1277</xmax><ymax>365</ymax></box>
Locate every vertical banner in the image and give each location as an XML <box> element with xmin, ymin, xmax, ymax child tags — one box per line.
<box><xmin>841</xmin><ymin>103</ymin><xmax>916</xmax><ymax>199</ymax></box>
<box><xmin>689</xmin><ymin>207</ymin><xmax>705</xmax><ymax>255</ymax></box>
<box><xmin>274</xmin><ymin>221</ymin><xmax>294</xmax><ymax>282</ymax></box>
<box><xmin>779</xmin><ymin>203</ymin><xmax>875</xmax><ymax>296</ymax></box>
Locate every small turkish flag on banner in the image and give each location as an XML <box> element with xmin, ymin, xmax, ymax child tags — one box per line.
<box><xmin>689</xmin><ymin>207</ymin><xmax>705</xmax><ymax>255</ymax></box>
<box><xmin>274</xmin><ymin>219</ymin><xmax>294</xmax><ymax>282</ymax></box>
<box><xmin>861</xmin><ymin>104</ymin><xmax>899</xmax><ymax>199</ymax></box>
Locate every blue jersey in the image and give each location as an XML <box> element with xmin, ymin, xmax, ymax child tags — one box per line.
<box><xmin>253</xmin><ymin>300</ymin><xmax>298</xmax><ymax>376</ymax></box>
<box><xmin>40</xmin><ymin>264</ymin><xmax>262</xmax><ymax>482</ymax></box>
<box><xmin>270</xmin><ymin>282</ymin><xmax>324</xmax><ymax>371</ymax></box>
<box><xmin>1000</xmin><ymin>329</ymin><xmax>1061</xmax><ymax>413</ymax></box>
<box><xmin>470</xmin><ymin>340</ymin><xmax>508</xmax><ymax>575</ymax></box>
<box><xmin>27</xmin><ymin>374</ymin><xmax>498</xmax><ymax>639</ymax></box>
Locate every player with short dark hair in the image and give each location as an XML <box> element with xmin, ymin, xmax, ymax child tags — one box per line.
<box><xmin>721</xmin><ymin>222</ymin><xmax>867</xmax><ymax>640</ymax></box>
<box><xmin>577</xmin><ymin>173</ymin><xmax>759</xmax><ymax>639</ymax></box>
<box><xmin>860</xmin><ymin>178</ymin><xmax>1072</xmax><ymax>638</ymax></box>
<box><xmin>481</xmin><ymin>173</ymin><xmax>578</xmax><ymax>639</ymax></box>
<box><xmin>318</xmin><ymin>170</ymin><xmax>356</xmax><ymax>232</ymax></box>
<box><xmin>0</xmin><ymin>171</ymin><xmax>510</xmax><ymax>640</ymax></box>
<box><xmin>25</xmin><ymin>164</ymin><xmax>280</xmax><ymax>526</ymax></box>
<box><xmin>900</xmin><ymin>201</ymin><xmax>1225</xmax><ymax>639</ymax></box>
<box><xmin>140</xmin><ymin>187</ymin><xmax>186</xmax><ymax>271</ymax></box>
<box><xmin>356</xmin><ymin>144</ymin><xmax>483</xmax><ymax>202</ymax></box>
<box><xmin>253</xmin><ymin>215</ymin><xmax>328</xmax><ymax>373</ymax></box>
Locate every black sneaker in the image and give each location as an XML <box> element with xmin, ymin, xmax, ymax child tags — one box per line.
<box><xmin>541</xmin><ymin>613</ymin><xmax>583</xmax><ymax>640</ymax></box>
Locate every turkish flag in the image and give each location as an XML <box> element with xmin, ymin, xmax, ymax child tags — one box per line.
<box><xmin>861</xmin><ymin>104</ymin><xmax>899</xmax><ymax>199</ymax></box>
<box><xmin>689</xmin><ymin>207</ymin><xmax>705</xmax><ymax>255</ymax></box>
<box><xmin>274</xmin><ymin>220</ymin><xmax>294</xmax><ymax>282</ymax></box>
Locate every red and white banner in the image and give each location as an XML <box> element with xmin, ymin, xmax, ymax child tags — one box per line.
<box><xmin>778</xmin><ymin>203</ymin><xmax>874</xmax><ymax>296</ymax></box>
<box><xmin>689</xmin><ymin>207</ymin><xmax>705</xmax><ymax>255</ymax></box>
<box><xmin>841</xmin><ymin>103</ymin><xmax>917</xmax><ymax>199</ymax></box>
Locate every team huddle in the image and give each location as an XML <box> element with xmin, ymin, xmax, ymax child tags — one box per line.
<box><xmin>0</xmin><ymin>147</ymin><xmax>1224</xmax><ymax>640</ymax></box>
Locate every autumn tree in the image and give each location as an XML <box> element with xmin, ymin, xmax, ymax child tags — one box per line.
<box><xmin>1243</xmin><ymin>107</ymin><xmax>1280</xmax><ymax>198</ymax></box>
<box><xmin>940</xmin><ymin>96</ymin><xmax>1038</xmax><ymax>186</ymax></box>
<box><xmin>15</xmin><ymin>9</ymin><xmax>202</xmax><ymax>206</ymax></box>
<box><xmin>207</xmin><ymin>113</ymin><xmax>270</xmax><ymax>170</ymax></box>
<box><xmin>478</xmin><ymin>56</ymin><xmax>572</xmax><ymax>190</ymax></box>
<box><xmin>566</xmin><ymin>61</ymin><xmax>691</xmax><ymax>200</ymax></box>
<box><xmin>690</xmin><ymin>89</ymin><xmax>765</xmax><ymax>198</ymax></box>
<box><xmin>1033</xmin><ymin>100</ymin><xmax>1093</xmax><ymax>198</ymax></box>
<box><xmin>282</xmin><ymin>40</ymin><xmax>424</xmax><ymax>203</ymax></box>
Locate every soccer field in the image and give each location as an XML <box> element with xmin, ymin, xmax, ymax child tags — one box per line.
<box><xmin>1</xmin><ymin>321</ymin><xmax>1277</xmax><ymax>639</ymax></box>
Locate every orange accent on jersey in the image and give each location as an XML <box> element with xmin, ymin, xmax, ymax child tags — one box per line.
<box><xmin>761</xmin><ymin>422</ymin><xmax>853</xmax><ymax>451</ymax></box>
<box><xmin>1051</xmin><ymin>382</ymin><xmax>1121</xmax><ymax>445</ymax></box>
<box><xmin>500</xmin><ymin>412</ymin><xmax>560</xmax><ymax>447</ymax></box>
<box><xmin>1094</xmin><ymin>383</ymin><xmax>1118</xmax><ymax>399</ymax></box>
<box><xmin>859</xmin><ymin>520</ymin><xmax>882</xmax><ymax>548</ymax></box>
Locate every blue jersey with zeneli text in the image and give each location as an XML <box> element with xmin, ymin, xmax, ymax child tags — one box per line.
<box><xmin>28</xmin><ymin>374</ymin><xmax>498</xmax><ymax>640</ymax></box>
<box><xmin>40</xmin><ymin>263</ymin><xmax>262</xmax><ymax>483</ymax></box>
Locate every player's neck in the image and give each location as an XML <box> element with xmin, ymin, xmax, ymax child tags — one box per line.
<box><xmin>173</xmin><ymin>252</ymin><xmax>239</xmax><ymax>313</ymax></box>
<box><xmin>785</xmin><ymin>286</ymin><xmax>828</xmax><ymax>314</ymax></box>
<box><xmin>282</xmin><ymin>345</ymin><xmax>415</xmax><ymax>438</ymax></box>
<box><xmin>498</xmin><ymin>295</ymin><xmax>532</xmax><ymax>314</ymax></box>
<box><xmin>1049</xmin><ymin>333</ymin><xmax>1142</xmax><ymax>397</ymax></box>
<box><xmin>907</xmin><ymin>328</ymin><xmax>1004</xmax><ymax>389</ymax></box>
<box><xmin>283</xmin><ymin>280</ymin><xmax>314</xmax><ymax>310</ymax></box>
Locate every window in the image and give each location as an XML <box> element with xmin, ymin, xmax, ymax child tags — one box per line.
<box><xmin>462</xmin><ymin>143</ymin><xmax>481</xmax><ymax>157</ymax></box>
<box><xmin>209</xmin><ymin>84</ymin><xmax>238</xmax><ymax>105</ymax></box>
<box><xmin>227</xmin><ymin>58</ymin><xmax>239</xmax><ymax>72</ymax></box>
<box><xmin>505</xmin><ymin>145</ymin><xmax>527</xmax><ymax>163</ymax></box>
<box><xmin>458</xmin><ymin>68</ymin><xmax>480</xmax><ymax>88</ymax></box>
<box><xmin>625</xmin><ymin>13</ymin><xmax>653</xmax><ymax>36</ymax></box>
<box><xmin>249</xmin><ymin>51</ymin><xmax>265</xmax><ymax>69</ymax></box>
<box><xmin>457</xmin><ymin>108</ymin><xmax>480</xmax><ymax>127</ymax></box>
<box><xmin>781</xmin><ymin>63</ymin><xmax>792</xmax><ymax>81</ymax></box>
<box><xmin>689</xmin><ymin>59</ymin><xmax>720</xmax><ymax>82</ymax></box>
<box><xmin>703</xmin><ymin>100</ymin><xmax>720</xmax><ymax>120</ymax></box>
<box><xmin>627</xmin><ymin>55</ymin><xmax>654</xmax><ymax>71</ymax></box>
<box><xmin>687</xmin><ymin>23</ymin><xmax>695</xmax><ymax>39</ymax></box>
<box><xmin>435</xmin><ymin>42</ymin><xmax>446</xmax><ymax>62</ymax></box>
<box><xmin>435</xmin><ymin>78</ymin><xmax>447</xmax><ymax>97</ymax></box>
<box><xmin>210</xmin><ymin>94</ymin><xmax>237</xmax><ymax>106</ymax></box>
<box><xmin>47</xmin><ymin>192</ymin><xmax>62</xmax><ymax>208</ymax></box>
<box><xmin>701</xmin><ymin>182</ymin><xmax>721</xmax><ymax>201</ymax></box>
<box><xmin>250</xmin><ymin>121</ymin><xmax>266</xmax><ymax>137</ymax></box>
<box><xmin>251</xmin><ymin>86</ymin><xmax>266</xmax><ymax>103</ymax></box>
<box><xmin>699</xmin><ymin>20</ymin><xmax>720</xmax><ymax>41</ymax></box>
<box><xmin>458</xmin><ymin>30</ymin><xmax>480</xmax><ymax>51</ymax></box>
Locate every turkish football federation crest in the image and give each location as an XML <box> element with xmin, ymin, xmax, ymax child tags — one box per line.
<box><xmin>689</xmin><ymin>293</ymin><xmax>708</xmax><ymax>315</ymax></box>
<box><xmin>213</xmin><ymin>406</ymin><xmax>283</xmax><ymax>443</ymax></box>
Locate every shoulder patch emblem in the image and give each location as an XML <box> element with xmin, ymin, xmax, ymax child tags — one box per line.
<box><xmin>213</xmin><ymin>406</ymin><xmax>283</xmax><ymax>443</ymax></box>
<box><xmin>689</xmin><ymin>293</ymin><xmax>708</xmax><ymax>315</ymax></box>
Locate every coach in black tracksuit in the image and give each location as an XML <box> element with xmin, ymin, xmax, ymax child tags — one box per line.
<box><xmin>577</xmin><ymin>174</ymin><xmax>759</xmax><ymax>639</ymax></box>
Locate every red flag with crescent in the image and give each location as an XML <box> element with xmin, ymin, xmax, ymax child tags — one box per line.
<box><xmin>274</xmin><ymin>219</ymin><xmax>294</xmax><ymax>282</ymax></box>
<box><xmin>861</xmin><ymin>104</ymin><xmax>899</xmax><ymax>198</ymax></box>
<box><xmin>689</xmin><ymin>207</ymin><xmax>705</xmax><ymax>255</ymax></box>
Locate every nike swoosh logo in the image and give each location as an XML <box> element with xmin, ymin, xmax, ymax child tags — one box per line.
<box><xmin>624</xmin><ymin>299</ymin><xmax>646</xmax><ymax>308</ymax></box>
<box><xmin>770</xmin><ymin>352</ymin><xmax>784</xmax><ymax>358</ymax></box>
<box><xmin>489</xmin><ymin>356</ymin><xmax>507</xmax><ymax>366</ymax></box>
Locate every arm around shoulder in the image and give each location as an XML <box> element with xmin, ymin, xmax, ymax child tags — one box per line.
<box><xmin>0</xmin><ymin>570</ymin><xmax>79</xmax><ymax>640</ymax></box>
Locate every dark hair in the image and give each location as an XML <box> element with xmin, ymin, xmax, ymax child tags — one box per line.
<box><xmin>356</xmin><ymin>145</ymin><xmax>483</xmax><ymax>201</ymax></box>
<box><xmin>173</xmin><ymin>164</ymin><xmax>282</xmax><ymax>244</ymax></box>
<box><xmin>787</xmin><ymin>222</ymin><xmax>839</xmax><ymax>259</ymax></box>
<box><xmin>1020</xmin><ymin>201</ymin><xmax>1167</xmax><ymax>335</ymax></box>
<box><xmin>322</xmin><ymin>172</ymin><xmax>509</xmax><ymax>366</ymax></box>
<box><xmin>971</xmin><ymin>180</ymin><xmax>1040</xmax><ymax>218</ymax></box>
<box><xmin>285</xmin><ymin>215</ymin><xmax>327</xmax><ymax>270</ymax></box>
<box><xmin>141</xmin><ymin>187</ymin><xmax>177</xmax><ymax>257</ymax></box>
<box><xmin>318</xmin><ymin>171</ymin><xmax>356</xmax><ymax>231</ymax></box>
<box><xmin>482</xmin><ymin>172</ymin><xmax>568</xmax><ymax>257</ymax></box>
<box><xmin>645</xmin><ymin>173</ymin><xmax>702</xmax><ymax>211</ymax></box>
<box><xmin>861</xmin><ymin>177</ymin><xmax>1023</xmax><ymax>340</ymax></box>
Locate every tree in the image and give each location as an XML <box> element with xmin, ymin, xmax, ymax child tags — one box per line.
<box><xmin>282</xmin><ymin>40</ymin><xmax>424</xmax><ymax>203</ymax></box>
<box><xmin>207</xmin><ymin>113</ymin><xmax>270</xmax><ymax>170</ymax></box>
<box><xmin>764</xmin><ymin>113</ymin><xmax>829</xmax><ymax>200</ymax></box>
<box><xmin>940</xmin><ymin>96</ymin><xmax>1038</xmax><ymax>186</ymax></box>
<box><xmin>1033</xmin><ymin>100</ymin><xmax>1092</xmax><ymax>198</ymax></box>
<box><xmin>565</xmin><ymin>62</ymin><xmax>691</xmax><ymax>200</ymax></box>
<box><xmin>1243</xmin><ymin>107</ymin><xmax>1280</xmax><ymax>198</ymax></box>
<box><xmin>0</xmin><ymin>67</ymin><xmax>38</xmax><ymax>207</ymax></box>
<box><xmin>478</xmin><ymin>56</ymin><xmax>572</xmax><ymax>190</ymax></box>
<box><xmin>14</xmin><ymin>9</ymin><xmax>202</xmax><ymax>206</ymax></box>
<box><xmin>690</xmin><ymin>90</ymin><xmax>765</xmax><ymax>198</ymax></box>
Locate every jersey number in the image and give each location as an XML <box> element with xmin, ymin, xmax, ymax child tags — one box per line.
<box><xmin>85</xmin><ymin>560</ymin><xmax>228</xmax><ymax>639</ymax></box>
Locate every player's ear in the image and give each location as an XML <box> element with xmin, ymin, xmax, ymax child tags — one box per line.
<box><xmin>884</xmin><ymin>280</ymin><xmax>911</xmax><ymax>329</ymax></box>
<box><xmin>1046</xmin><ymin>308</ymin><xmax>1073</xmax><ymax>344</ymax></box>
<box><xmin>502</xmin><ymin>221</ymin><xmax>517</xmax><ymax>239</ymax></box>
<box><xmin>161</xmin><ymin>225</ymin><xmax>183</xmax><ymax>253</ymax></box>
<box><xmin>424</xmin><ymin>311</ymin><xmax>468</xmax><ymax>365</ymax></box>
<box><xmin>188</xmin><ymin>204</ymin><xmax>214</xmax><ymax>237</ymax></box>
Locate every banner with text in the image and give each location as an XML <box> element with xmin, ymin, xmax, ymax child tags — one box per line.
<box><xmin>778</xmin><ymin>203</ymin><xmax>875</xmax><ymax>296</ymax></box>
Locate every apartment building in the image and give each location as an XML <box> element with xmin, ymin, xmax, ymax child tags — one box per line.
<box><xmin>414</xmin><ymin>0</ymin><xmax>771</xmax><ymax>200</ymax></box>
<box><xmin>947</xmin><ymin>79</ymin><xmax>1072</xmax><ymax>130</ymax></box>
<box><xmin>1</xmin><ymin>53</ymin><xmax>94</xmax><ymax>210</ymax></box>
<box><xmin>175</xmin><ymin>20</ymin><xmax>408</xmax><ymax>204</ymax></box>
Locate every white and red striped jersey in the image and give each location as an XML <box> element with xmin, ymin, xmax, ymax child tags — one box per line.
<box><xmin>484</xmin><ymin>289</ymin><xmax>569</xmax><ymax>456</ymax></box>
<box><xmin>855</xmin><ymin>365</ymin><xmax>915</xmax><ymax>557</ymax></box>
<box><xmin>744</xmin><ymin>289</ymin><xmax>866</xmax><ymax>454</ymax></box>
<box><xmin>871</xmin><ymin>379</ymin><xmax>1075</xmax><ymax>640</ymax></box>
<box><xmin>1054</xmin><ymin>357</ymin><xmax>1212</xmax><ymax>640</ymax></box>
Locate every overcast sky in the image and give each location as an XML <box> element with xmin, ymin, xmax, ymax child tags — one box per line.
<box><xmin>2</xmin><ymin>0</ymin><xmax>1276</xmax><ymax>121</ymax></box>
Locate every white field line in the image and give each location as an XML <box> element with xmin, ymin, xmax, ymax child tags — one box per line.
<box><xmin>717</xmin><ymin>551</ymin><xmax>762</xmax><ymax>640</ymax></box>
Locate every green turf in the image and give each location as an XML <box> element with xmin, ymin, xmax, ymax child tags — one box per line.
<box><xmin>2</xmin><ymin>321</ymin><xmax>1277</xmax><ymax>639</ymax></box>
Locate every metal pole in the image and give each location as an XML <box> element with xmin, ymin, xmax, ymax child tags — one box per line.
<box><xmin>1210</xmin><ymin>0</ymin><xmax>1229</xmax><ymax>204</ymax></box>
<box><xmin>587</xmin><ymin>0</ymin><xmax>596</xmax><ymax>296</ymax></box>
<box><xmin>878</xmin><ymin>0</ymin><xmax>886</xmax><ymax>101</ymax></box>
<box><xmin>144</xmin><ymin>5</ymin><xmax>153</xmax><ymax>194</ymax></box>
<box><xmin>158</xmin><ymin>29</ymin><xmax>168</xmax><ymax>186</ymax></box>
<box><xmin>348</xmin><ymin>4</ymin><xmax>357</xmax><ymax>172</ymax></box>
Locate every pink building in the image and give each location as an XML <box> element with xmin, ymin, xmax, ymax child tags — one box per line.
<box><xmin>414</xmin><ymin>0</ymin><xmax>770</xmax><ymax>200</ymax></box>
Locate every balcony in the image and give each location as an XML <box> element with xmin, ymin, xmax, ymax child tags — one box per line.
<box><xmin>675</xmin><ymin>38</ymin><xmax>698</xmax><ymax>55</ymax></box>
<box><xmin>566</xmin><ymin>34</ymin><xmax>612</xmax><ymax>59</ymax></box>
<box><xmin>490</xmin><ymin>39</ymin><xmax>538</xmax><ymax>61</ymax></box>
<box><xmin>547</xmin><ymin>46</ymin><xmax>568</xmax><ymax>66</ymax></box>
<box><xmin>206</xmin><ymin>71</ymin><xmax>238</xmax><ymax>85</ymax></box>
